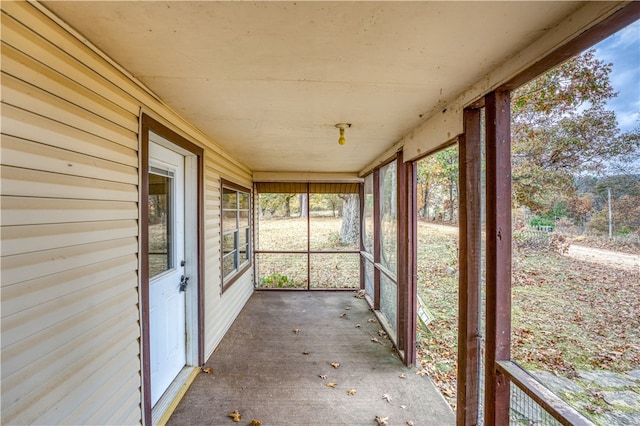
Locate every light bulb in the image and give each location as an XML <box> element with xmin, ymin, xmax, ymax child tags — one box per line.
<box><xmin>338</xmin><ymin>128</ymin><xmax>346</xmax><ymax>145</ymax></box>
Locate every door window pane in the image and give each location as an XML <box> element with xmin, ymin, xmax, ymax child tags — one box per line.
<box><xmin>149</xmin><ymin>172</ymin><xmax>173</xmax><ymax>277</ymax></box>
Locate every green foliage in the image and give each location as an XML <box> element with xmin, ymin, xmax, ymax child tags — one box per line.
<box><xmin>529</xmin><ymin>216</ymin><xmax>554</xmax><ymax>228</ymax></box>
<box><xmin>261</xmin><ymin>273</ymin><xmax>294</xmax><ymax>288</ymax></box>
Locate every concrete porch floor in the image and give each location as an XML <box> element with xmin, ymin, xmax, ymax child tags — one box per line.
<box><xmin>167</xmin><ymin>291</ymin><xmax>455</xmax><ymax>425</ymax></box>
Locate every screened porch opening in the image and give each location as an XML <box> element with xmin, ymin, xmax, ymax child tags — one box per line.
<box><xmin>254</xmin><ymin>182</ymin><xmax>361</xmax><ymax>290</ymax></box>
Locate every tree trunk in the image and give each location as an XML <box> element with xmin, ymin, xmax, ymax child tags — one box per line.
<box><xmin>340</xmin><ymin>194</ymin><xmax>359</xmax><ymax>245</ymax></box>
<box><xmin>300</xmin><ymin>193</ymin><xmax>308</xmax><ymax>218</ymax></box>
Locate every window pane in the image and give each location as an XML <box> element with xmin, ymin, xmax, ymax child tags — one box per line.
<box><xmin>309</xmin><ymin>253</ymin><xmax>359</xmax><ymax>289</ymax></box>
<box><xmin>380</xmin><ymin>161</ymin><xmax>397</xmax><ymax>275</ymax></box>
<box><xmin>238</xmin><ymin>192</ymin><xmax>249</xmax><ymax>210</ymax></box>
<box><xmin>223</xmin><ymin>209</ymin><xmax>237</xmax><ymax>232</ymax></box>
<box><xmin>149</xmin><ymin>173</ymin><xmax>172</xmax><ymax>277</ymax></box>
<box><xmin>309</xmin><ymin>194</ymin><xmax>360</xmax><ymax>251</ymax></box>
<box><xmin>222</xmin><ymin>252</ymin><xmax>236</xmax><ymax>279</ymax></box>
<box><xmin>239</xmin><ymin>209</ymin><xmax>250</xmax><ymax>227</ymax></box>
<box><xmin>363</xmin><ymin>174</ymin><xmax>374</xmax><ymax>254</ymax></box>
<box><xmin>222</xmin><ymin>187</ymin><xmax>237</xmax><ymax>209</ymax></box>
<box><xmin>223</xmin><ymin>232</ymin><xmax>236</xmax><ymax>254</ymax></box>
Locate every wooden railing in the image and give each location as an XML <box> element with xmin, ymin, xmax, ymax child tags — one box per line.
<box><xmin>497</xmin><ymin>361</ymin><xmax>596</xmax><ymax>426</ymax></box>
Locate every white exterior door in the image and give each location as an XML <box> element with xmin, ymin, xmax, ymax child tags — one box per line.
<box><xmin>148</xmin><ymin>142</ymin><xmax>187</xmax><ymax>407</ymax></box>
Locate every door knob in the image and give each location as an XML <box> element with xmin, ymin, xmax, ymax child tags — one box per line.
<box><xmin>179</xmin><ymin>275</ymin><xmax>189</xmax><ymax>292</ymax></box>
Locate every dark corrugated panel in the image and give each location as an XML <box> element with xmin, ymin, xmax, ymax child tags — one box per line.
<box><xmin>309</xmin><ymin>182</ymin><xmax>359</xmax><ymax>194</ymax></box>
<box><xmin>254</xmin><ymin>182</ymin><xmax>360</xmax><ymax>194</ymax></box>
<box><xmin>254</xmin><ymin>182</ymin><xmax>307</xmax><ymax>193</ymax></box>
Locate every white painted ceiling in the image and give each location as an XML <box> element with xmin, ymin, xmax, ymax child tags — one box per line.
<box><xmin>43</xmin><ymin>1</ymin><xmax>586</xmax><ymax>173</ymax></box>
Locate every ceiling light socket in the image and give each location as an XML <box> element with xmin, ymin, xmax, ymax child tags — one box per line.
<box><xmin>334</xmin><ymin>123</ymin><xmax>352</xmax><ymax>130</ymax></box>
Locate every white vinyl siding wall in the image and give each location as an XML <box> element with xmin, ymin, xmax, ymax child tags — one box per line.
<box><xmin>1</xmin><ymin>1</ymin><xmax>253</xmax><ymax>424</ymax></box>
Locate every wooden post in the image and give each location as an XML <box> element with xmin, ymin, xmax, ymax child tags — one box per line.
<box><xmin>396</xmin><ymin>151</ymin><xmax>417</xmax><ymax>366</ymax></box>
<box><xmin>485</xmin><ymin>90</ymin><xmax>512</xmax><ymax>425</ymax></box>
<box><xmin>457</xmin><ymin>108</ymin><xmax>481</xmax><ymax>425</ymax></box>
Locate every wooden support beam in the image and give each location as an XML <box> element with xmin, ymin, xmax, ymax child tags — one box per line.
<box><xmin>484</xmin><ymin>90</ymin><xmax>512</xmax><ymax>425</ymax></box>
<box><xmin>373</xmin><ymin>169</ymin><xmax>381</xmax><ymax>310</ymax></box>
<box><xmin>396</xmin><ymin>151</ymin><xmax>417</xmax><ymax>366</ymax></box>
<box><xmin>457</xmin><ymin>108</ymin><xmax>482</xmax><ymax>425</ymax></box>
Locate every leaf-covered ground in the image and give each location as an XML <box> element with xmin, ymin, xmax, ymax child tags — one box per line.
<box><xmin>416</xmin><ymin>221</ymin><xmax>640</xmax><ymax>413</ymax></box>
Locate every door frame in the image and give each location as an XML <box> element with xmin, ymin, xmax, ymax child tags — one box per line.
<box><xmin>140</xmin><ymin>113</ymin><xmax>204</xmax><ymax>425</ymax></box>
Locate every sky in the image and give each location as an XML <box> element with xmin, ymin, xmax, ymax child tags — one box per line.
<box><xmin>592</xmin><ymin>19</ymin><xmax>640</xmax><ymax>134</ymax></box>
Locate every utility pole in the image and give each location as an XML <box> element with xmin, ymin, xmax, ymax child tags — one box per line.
<box><xmin>608</xmin><ymin>187</ymin><xmax>613</xmax><ymax>239</ymax></box>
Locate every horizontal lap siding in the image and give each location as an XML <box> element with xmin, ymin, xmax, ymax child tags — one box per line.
<box><xmin>1</xmin><ymin>3</ymin><xmax>142</xmax><ymax>425</ymax></box>
<box><xmin>203</xmin><ymin>151</ymin><xmax>253</xmax><ymax>359</ymax></box>
<box><xmin>1</xmin><ymin>1</ymin><xmax>254</xmax><ymax>425</ymax></box>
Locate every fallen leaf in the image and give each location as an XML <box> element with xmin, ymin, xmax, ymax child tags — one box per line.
<box><xmin>355</xmin><ymin>323</ymin><xmax>362</xmax><ymax>328</ymax></box>
<box><xmin>228</xmin><ymin>410</ymin><xmax>242</xmax><ymax>422</ymax></box>
<box><xmin>368</xmin><ymin>318</ymin><xmax>378</xmax><ymax>323</ymax></box>
<box><xmin>251</xmin><ymin>421</ymin><xmax>261</xmax><ymax>426</ymax></box>
<box><xmin>375</xmin><ymin>416</ymin><xmax>389</xmax><ymax>425</ymax></box>
<box><xmin>339</xmin><ymin>313</ymin><xmax>347</xmax><ymax>318</ymax></box>
<box><xmin>293</xmin><ymin>328</ymin><xmax>301</xmax><ymax>334</ymax></box>
<box><xmin>416</xmin><ymin>369</ymin><xmax>428</xmax><ymax>376</ymax></box>
<box><xmin>378</xmin><ymin>329</ymin><xmax>387</xmax><ymax>337</ymax></box>
<box><xmin>371</xmin><ymin>337</ymin><xmax>380</xmax><ymax>343</ymax></box>
<box><xmin>354</xmin><ymin>290</ymin><xmax>366</xmax><ymax>298</ymax></box>
<box><xmin>399</xmin><ymin>373</ymin><xmax>406</xmax><ymax>379</ymax></box>
<box><xmin>347</xmin><ymin>388</ymin><xmax>357</xmax><ymax>395</ymax></box>
<box><xmin>302</xmin><ymin>351</ymin><xmax>310</xmax><ymax>355</ymax></box>
<box><xmin>201</xmin><ymin>367</ymin><xmax>214</xmax><ymax>374</ymax></box>
<box><xmin>407</xmin><ymin>421</ymin><xmax>414</xmax><ymax>426</ymax></box>
<box><xmin>327</xmin><ymin>382</ymin><xmax>337</xmax><ymax>388</ymax></box>
<box><xmin>319</xmin><ymin>374</ymin><xmax>327</xmax><ymax>379</ymax></box>
<box><xmin>400</xmin><ymin>405</ymin><xmax>407</xmax><ymax>409</ymax></box>
<box><xmin>331</xmin><ymin>362</ymin><xmax>340</xmax><ymax>369</ymax></box>
<box><xmin>382</xmin><ymin>393</ymin><xmax>392</xmax><ymax>403</ymax></box>
<box><xmin>345</xmin><ymin>306</ymin><xmax>351</xmax><ymax>310</ymax></box>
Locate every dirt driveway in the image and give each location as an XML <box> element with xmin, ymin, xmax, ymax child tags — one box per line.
<box><xmin>566</xmin><ymin>244</ymin><xmax>640</xmax><ymax>271</ymax></box>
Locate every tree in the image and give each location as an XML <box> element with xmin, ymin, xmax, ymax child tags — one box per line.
<box><xmin>511</xmin><ymin>49</ymin><xmax>640</xmax><ymax>215</ymax></box>
<box><xmin>339</xmin><ymin>194</ymin><xmax>359</xmax><ymax>245</ymax></box>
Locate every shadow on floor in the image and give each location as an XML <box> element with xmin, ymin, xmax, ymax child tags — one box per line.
<box><xmin>168</xmin><ymin>291</ymin><xmax>454</xmax><ymax>425</ymax></box>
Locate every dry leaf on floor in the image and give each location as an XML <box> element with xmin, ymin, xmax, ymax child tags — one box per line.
<box><xmin>251</xmin><ymin>420</ymin><xmax>261</xmax><ymax>426</ymax></box>
<box><xmin>399</xmin><ymin>373</ymin><xmax>406</xmax><ymax>379</ymax></box>
<box><xmin>339</xmin><ymin>313</ymin><xmax>347</xmax><ymax>318</ymax></box>
<box><xmin>345</xmin><ymin>306</ymin><xmax>351</xmax><ymax>310</ymax></box>
<box><xmin>355</xmin><ymin>323</ymin><xmax>362</xmax><ymax>328</ymax></box>
<box><xmin>293</xmin><ymin>328</ymin><xmax>301</xmax><ymax>334</ymax></box>
<box><xmin>347</xmin><ymin>388</ymin><xmax>357</xmax><ymax>395</ymax></box>
<box><xmin>228</xmin><ymin>410</ymin><xmax>242</xmax><ymax>422</ymax></box>
<box><xmin>378</xmin><ymin>329</ymin><xmax>387</xmax><ymax>337</ymax></box>
<box><xmin>416</xmin><ymin>369</ymin><xmax>428</xmax><ymax>376</ymax></box>
<box><xmin>375</xmin><ymin>416</ymin><xmax>389</xmax><ymax>425</ymax></box>
<box><xmin>319</xmin><ymin>374</ymin><xmax>327</xmax><ymax>379</ymax></box>
<box><xmin>302</xmin><ymin>351</ymin><xmax>310</xmax><ymax>355</ymax></box>
<box><xmin>400</xmin><ymin>405</ymin><xmax>407</xmax><ymax>409</ymax></box>
<box><xmin>368</xmin><ymin>318</ymin><xmax>378</xmax><ymax>323</ymax></box>
<box><xmin>327</xmin><ymin>382</ymin><xmax>337</xmax><ymax>388</ymax></box>
<box><xmin>382</xmin><ymin>393</ymin><xmax>392</xmax><ymax>403</ymax></box>
<box><xmin>201</xmin><ymin>367</ymin><xmax>214</xmax><ymax>374</ymax></box>
<box><xmin>371</xmin><ymin>337</ymin><xmax>380</xmax><ymax>343</ymax></box>
<box><xmin>407</xmin><ymin>421</ymin><xmax>414</xmax><ymax>426</ymax></box>
<box><xmin>354</xmin><ymin>290</ymin><xmax>366</xmax><ymax>299</ymax></box>
<box><xmin>331</xmin><ymin>362</ymin><xmax>340</xmax><ymax>369</ymax></box>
